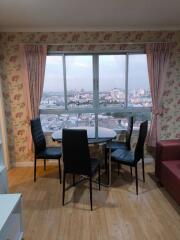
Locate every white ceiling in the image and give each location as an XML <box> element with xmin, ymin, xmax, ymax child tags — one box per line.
<box><xmin>0</xmin><ymin>0</ymin><xmax>180</xmax><ymax>31</ymax></box>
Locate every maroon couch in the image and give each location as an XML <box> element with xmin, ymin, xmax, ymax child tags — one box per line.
<box><xmin>156</xmin><ymin>139</ymin><xmax>180</xmax><ymax>204</ymax></box>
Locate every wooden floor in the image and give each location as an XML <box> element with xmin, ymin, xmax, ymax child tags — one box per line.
<box><xmin>8</xmin><ymin>163</ymin><xmax>180</xmax><ymax>240</ymax></box>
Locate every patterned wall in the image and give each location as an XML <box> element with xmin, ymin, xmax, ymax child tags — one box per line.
<box><xmin>0</xmin><ymin>31</ymin><xmax>180</xmax><ymax>164</ymax></box>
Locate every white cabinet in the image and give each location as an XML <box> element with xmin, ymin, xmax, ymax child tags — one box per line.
<box><xmin>0</xmin><ymin>194</ymin><xmax>23</xmax><ymax>240</ymax></box>
<box><xmin>0</xmin><ymin>138</ymin><xmax>8</xmax><ymax>193</ymax></box>
<box><xmin>0</xmin><ymin>166</ymin><xmax>8</xmax><ymax>193</ymax></box>
<box><xmin>0</xmin><ymin>77</ymin><xmax>9</xmax><ymax>193</ymax></box>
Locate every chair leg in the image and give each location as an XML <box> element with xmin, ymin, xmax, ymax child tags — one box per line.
<box><xmin>135</xmin><ymin>165</ymin><xmax>138</xmax><ymax>195</ymax></box>
<box><xmin>58</xmin><ymin>158</ymin><xmax>61</xmax><ymax>184</ymax></box>
<box><xmin>118</xmin><ymin>162</ymin><xmax>120</xmax><ymax>176</ymax></box>
<box><xmin>73</xmin><ymin>173</ymin><xmax>75</xmax><ymax>186</ymax></box>
<box><xmin>142</xmin><ymin>157</ymin><xmax>145</xmax><ymax>182</ymax></box>
<box><xmin>130</xmin><ymin>166</ymin><xmax>133</xmax><ymax>176</ymax></box>
<box><xmin>105</xmin><ymin>149</ymin><xmax>108</xmax><ymax>175</ymax></box>
<box><xmin>107</xmin><ymin>153</ymin><xmax>110</xmax><ymax>185</ymax></box>
<box><xmin>34</xmin><ymin>155</ymin><xmax>37</xmax><ymax>182</ymax></box>
<box><xmin>62</xmin><ymin>172</ymin><xmax>66</xmax><ymax>205</ymax></box>
<box><xmin>98</xmin><ymin>165</ymin><xmax>101</xmax><ymax>191</ymax></box>
<box><xmin>44</xmin><ymin>159</ymin><xmax>46</xmax><ymax>171</ymax></box>
<box><xmin>89</xmin><ymin>176</ymin><xmax>93</xmax><ymax>211</ymax></box>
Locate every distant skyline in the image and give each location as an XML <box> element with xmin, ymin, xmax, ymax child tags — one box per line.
<box><xmin>43</xmin><ymin>54</ymin><xmax>150</xmax><ymax>93</ymax></box>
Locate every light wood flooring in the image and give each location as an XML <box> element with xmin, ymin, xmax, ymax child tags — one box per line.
<box><xmin>8</xmin><ymin>162</ymin><xmax>180</xmax><ymax>240</ymax></box>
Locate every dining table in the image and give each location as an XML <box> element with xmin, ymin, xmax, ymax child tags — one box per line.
<box><xmin>52</xmin><ymin>126</ymin><xmax>117</xmax><ymax>186</ymax></box>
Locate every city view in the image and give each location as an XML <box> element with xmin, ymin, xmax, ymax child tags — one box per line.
<box><xmin>40</xmin><ymin>88</ymin><xmax>151</xmax><ymax>132</ymax></box>
<box><xmin>40</xmin><ymin>88</ymin><xmax>151</xmax><ymax>109</ymax></box>
<box><xmin>40</xmin><ymin>54</ymin><xmax>151</xmax><ymax>132</ymax></box>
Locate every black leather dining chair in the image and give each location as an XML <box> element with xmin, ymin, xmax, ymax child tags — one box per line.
<box><xmin>105</xmin><ymin>116</ymin><xmax>134</xmax><ymax>174</ymax></box>
<box><xmin>111</xmin><ymin>120</ymin><xmax>148</xmax><ymax>195</ymax></box>
<box><xmin>62</xmin><ymin>129</ymin><xmax>101</xmax><ymax>211</ymax></box>
<box><xmin>30</xmin><ymin>117</ymin><xmax>62</xmax><ymax>183</ymax></box>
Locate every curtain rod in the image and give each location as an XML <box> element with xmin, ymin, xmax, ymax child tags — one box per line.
<box><xmin>21</xmin><ymin>41</ymin><xmax>175</xmax><ymax>46</ymax></box>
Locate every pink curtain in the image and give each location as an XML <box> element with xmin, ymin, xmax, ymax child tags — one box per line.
<box><xmin>21</xmin><ymin>45</ymin><xmax>47</xmax><ymax>149</ymax></box>
<box><xmin>146</xmin><ymin>43</ymin><xmax>170</xmax><ymax>147</ymax></box>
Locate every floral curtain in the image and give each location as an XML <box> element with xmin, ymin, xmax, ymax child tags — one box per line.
<box><xmin>146</xmin><ymin>43</ymin><xmax>170</xmax><ymax>147</ymax></box>
<box><xmin>21</xmin><ymin>45</ymin><xmax>47</xmax><ymax>149</ymax></box>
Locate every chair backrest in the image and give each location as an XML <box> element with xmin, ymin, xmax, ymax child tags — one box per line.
<box><xmin>62</xmin><ymin>129</ymin><xmax>91</xmax><ymax>176</ymax></box>
<box><xmin>30</xmin><ymin>117</ymin><xmax>46</xmax><ymax>154</ymax></box>
<box><xmin>125</xmin><ymin>116</ymin><xmax>134</xmax><ymax>150</ymax></box>
<box><xmin>134</xmin><ymin>120</ymin><xmax>148</xmax><ymax>164</ymax></box>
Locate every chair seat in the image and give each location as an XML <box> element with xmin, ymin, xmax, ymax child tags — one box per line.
<box><xmin>37</xmin><ymin>147</ymin><xmax>62</xmax><ymax>159</ymax></box>
<box><xmin>106</xmin><ymin>141</ymin><xmax>128</xmax><ymax>152</ymax></box>
<box><xmin>111</xmin><ymin>149</ymin><xmax>135</xmax><ymax>166</ymax></box>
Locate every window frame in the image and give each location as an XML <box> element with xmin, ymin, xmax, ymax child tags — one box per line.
<box><xmin>40</xmin><ymin>52</ymin><xmax>151</xmax><ymax>130</ymax></box>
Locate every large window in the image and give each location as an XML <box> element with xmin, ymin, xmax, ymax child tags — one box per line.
<box><xmin>40</xmin><ymin>53</ymin><xmax>151</xmax><ymax>131</ymax></box>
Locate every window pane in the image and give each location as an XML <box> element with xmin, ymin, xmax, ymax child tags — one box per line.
<box><xmin>40</xmin><ymin>113</ymin><xmax>95</xmax><ymax>132</ymax></box>
<box><xmin>76</xmin><ymin>113</ymin><xmax>95</xmax><ymax>127</ymax></box>
<box><xmin>40</xmin><ymin>56</ymin><xmax>64</xmax><ymax>109</ymax></box>
<box><xmin>66</xmin><ymin>55</ymin><xmax>93</xmax><ymax>108</ymax></box>
<box><xmin>40</xmin><ymin>114</ymin><xmax>61</xmax><ymax>132</ymax></box>
<box><xmin>98</xmin><ymin>112</ymin><xmax>151</xmax><ymax>130</ymax></box>
<box><xmin>132</xmin><ymin>112</ymin><xmax>151</xmax><ymax>130</ymax></box>
<box><xmin>99</xmin><ymin>55</ymin><xmax>126</xmax><ymax>108</ymax></box>
<box><xmin>98</xmin><ymin>112</ymin><xmax>128</xmax><ymax>130</ymax></box>
<box><xmin>128</xmin><ymin>54</ymin><xmax>152</xmax><ymax>107</ymax></box>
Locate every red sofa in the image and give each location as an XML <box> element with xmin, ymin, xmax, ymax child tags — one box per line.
<box><xmin>156</xmin><ymin>139</ymin><xmax>180</xmax><ymax>204</ymax></box>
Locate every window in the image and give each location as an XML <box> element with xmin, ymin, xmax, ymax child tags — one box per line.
<box><xmin>66</xmin><ymin>55</ymin><xmax>93</xmax><ymax>108</ymax></box>
<box><xmin>98</xmin><ymin>112</ymin><xmax>127</xmax><ymax>130</ymax></box>
<box><xmin>40</xmin><ymin>56</ymin><xmax>64</xmax><ymax>109</ymax></box>
<box><xmin>40</xmin><ymin>53</ymin><xmax>151</xmax><ymax>132</ymax></box>
<box><xmin>128</xmin><ymin>54</ymin><xmax>151</xmax><ymax>107</ymax></box>
<box><xmin>99</xmin><ymin>55</ymin><xmax>126</xmax><ymax>107</ymax></box>
<box><xmin>40</xmin><ymin>113</ymin><xmax>95</xmax><ymax>132</ymax></box>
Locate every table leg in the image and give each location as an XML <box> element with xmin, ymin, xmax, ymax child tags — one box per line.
<box><xmin>90</xmin><ymin>141</ymin><xmax>112</xmax><ymax>188</ymax></box>
<box><xmin>108</xmin><ymin>140</ymin><xmax>111</xmax><ymax>187</ymax></box>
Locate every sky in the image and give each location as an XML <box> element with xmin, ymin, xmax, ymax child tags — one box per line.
<box><xmin>43</xmin><ymin>54</ymin><xmax>149</xmax><ymax>92</ymax></box>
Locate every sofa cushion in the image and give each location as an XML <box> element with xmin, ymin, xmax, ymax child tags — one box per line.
<box><xmin>156</xmin><ymin>140</ymin><xmax>180</xmax><ymax>179</ymax></box>
<box><xmin>161</xmin><ymin>160</ymin><xmax>180</xmax><ymax>204</ymax></box>
<box><xmin>162</xmin><ymin>161</ymin><xmax>180</xmax><ymax>180</ymax></box>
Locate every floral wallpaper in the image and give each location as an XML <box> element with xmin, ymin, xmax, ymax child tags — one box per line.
<box><xmin>0</xmin><ymin>31</ymin><xmax>180</xmax><ymax>164</ymax></box>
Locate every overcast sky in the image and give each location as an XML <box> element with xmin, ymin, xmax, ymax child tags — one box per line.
<box><xmin>43</xmin><ymin>54</ymin><xmax>149</xmax><ymax>92</ymax></box>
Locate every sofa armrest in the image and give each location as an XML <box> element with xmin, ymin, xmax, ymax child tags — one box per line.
<box><xmin>155</xmin><ymin>139</ymin><xmax>180</xmax><ymax>179</ymax></box>
<box><xmin>157</xmin><ymin>140</ymin><xmax>180</xmax><ymax>161</ymax></box>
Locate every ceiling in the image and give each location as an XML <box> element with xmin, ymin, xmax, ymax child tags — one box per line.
<box><xmin>0</xmin><ymin>0</ymin><xmax>180</xmax><ymax>31</ymax></box>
